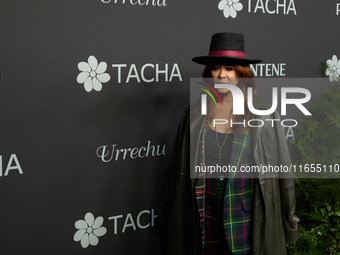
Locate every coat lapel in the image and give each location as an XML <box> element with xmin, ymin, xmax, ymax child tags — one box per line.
<box><xmin>227</xmin><ymin>130</ymin><xmax>251</xmax><ymax>184</ymax></box>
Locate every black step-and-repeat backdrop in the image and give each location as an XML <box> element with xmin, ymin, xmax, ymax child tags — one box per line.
<box><xmin>0</xmin><ymin>1</ymin><xmax>339</xmax><ymax>254</ymax></box>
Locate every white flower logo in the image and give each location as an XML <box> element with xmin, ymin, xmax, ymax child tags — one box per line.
<box><xmin>77</xmin><ymin>56</ymin><xmax>111</xmax><ymax>92</ymax></box>
<box><xmin>325</xmin><ymin>55</ymin><xmax>340</xmax><ymax>82</ymax></box>
<box><xmin>73</xmin><ymin>212</ymin><xmax>107</xmax><ymax>248</ymax></box>
<box><xmin>218</xmin><ymin>0</ymin><xmax>243</xmax><ymax>18</ymax></box>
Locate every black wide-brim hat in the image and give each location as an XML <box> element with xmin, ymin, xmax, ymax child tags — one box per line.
<box><xmin>192</xmin><ymin>32</ymin><xmax>262</xmax><ymax>66</ymax></box>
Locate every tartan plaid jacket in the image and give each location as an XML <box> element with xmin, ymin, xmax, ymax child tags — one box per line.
<box><xmin>194</xmin><ymin>120</ymin><xmax>254</xmax><ymax>255</ymax></box>
<box><xmin>159</xmin><ymin>99</ymin><xmax>300</xmax><ymax>255</ymax></box>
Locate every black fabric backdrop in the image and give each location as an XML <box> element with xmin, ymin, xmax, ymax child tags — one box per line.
<box><xmin>0</xmin><ymin>0</ymin><xmax>339</xmax><ymax>254</ymax></box>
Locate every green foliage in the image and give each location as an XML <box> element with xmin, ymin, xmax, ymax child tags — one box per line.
<box><xmin>293</xmin><ymin>84</ymin><xmax>340</xmax><ymax>166</ymax></box>
<box><xmin>287</xmin><ymin>179</ymin><xmax>340</xmax><ymax>254</ymax></box>
<box><xmin>288</xmin><ymin>81</ymin><xmax>340</xmax><ymax>254</ymax></box>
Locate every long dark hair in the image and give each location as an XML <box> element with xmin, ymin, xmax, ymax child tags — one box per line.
<box><xmin>202</xmin><ymin>65</ymin><xmax>257</xmax><ymax>135</ymax></box>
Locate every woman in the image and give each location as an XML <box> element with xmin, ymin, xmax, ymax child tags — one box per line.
<box><xmin>159</xmin><ymin>32</ymin><xmax>299</xmax><ymax>255</ymax></box>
